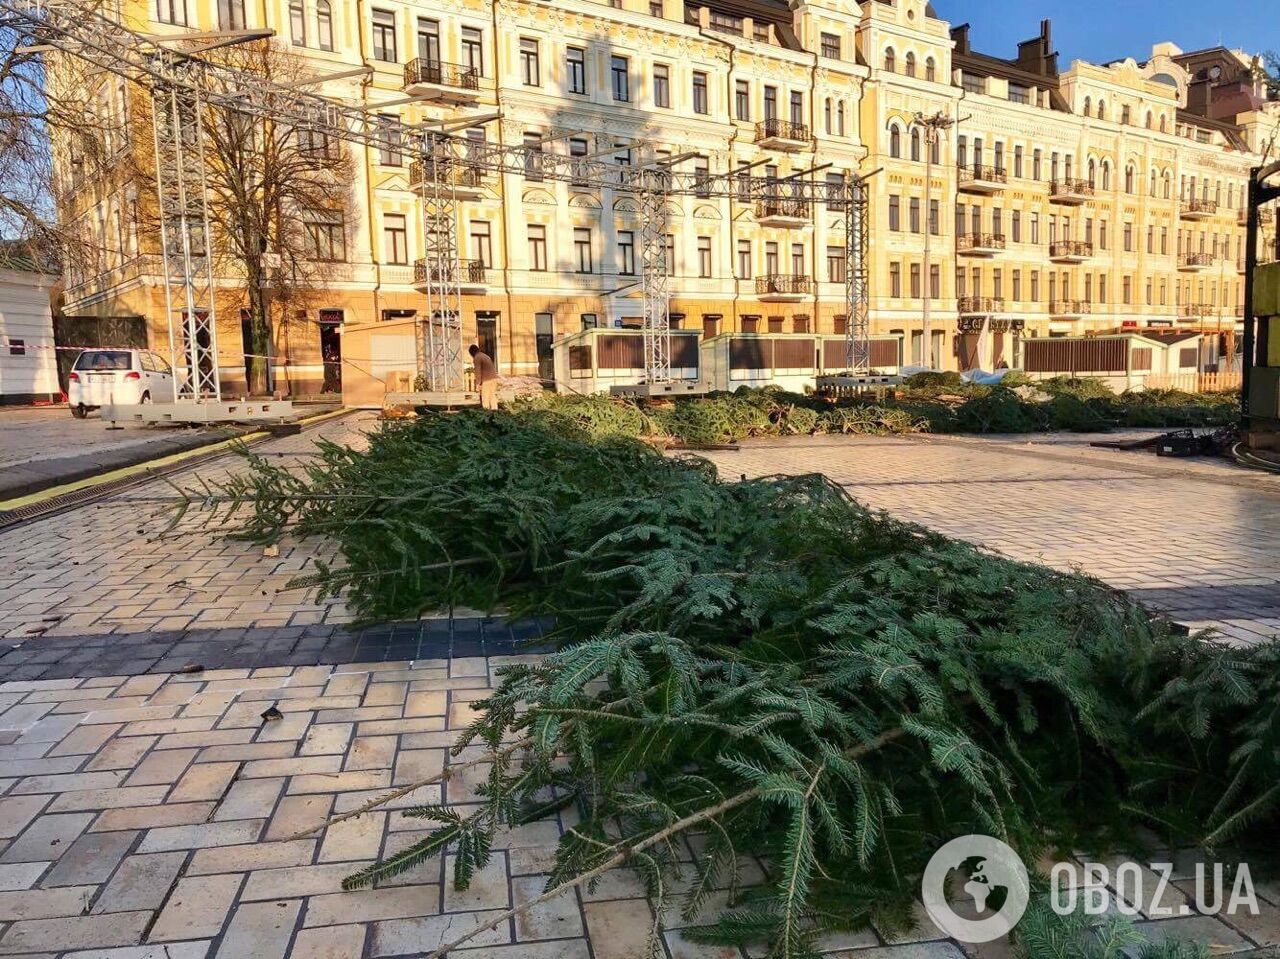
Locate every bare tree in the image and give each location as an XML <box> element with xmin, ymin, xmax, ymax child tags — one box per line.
<box><xmin>192</xmin><ymin>39</ymin><xmax>357</xmax><ymax>394</ymax></box>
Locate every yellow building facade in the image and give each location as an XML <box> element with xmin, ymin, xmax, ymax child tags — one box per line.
<box><xmin>55</xmin><ymin>0</ymin><xmax>1280</xmax><ymax>395</ymax></box>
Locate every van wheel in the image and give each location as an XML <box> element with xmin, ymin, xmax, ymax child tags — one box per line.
<box><xmin>71</xmin><ymin>404</ymin><xmax>88</xmax><ymax>419</ymax></box>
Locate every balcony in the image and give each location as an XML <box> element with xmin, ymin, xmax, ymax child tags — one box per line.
<box><xmin>1180</xmin><ymin>198</ymin><xmax>1218</xmax><ymax>220</ymax></box>
<box><xmin>1049</xmin><ymin>240</ymin><xmax>1094</xmax><ymax>263</ymax></box>
<box><xmin>755</xmin><ymin>118</ymin><xmax>812</xmax><ymax>151</ymax></box>
<box><xmin>1049</xmin><ymin>177</ymin><xmax>1094</xmax><ymax>204</ymax></box>
<box><xmin>957</xmin><ymin>164</ymin><xmax>1007</xmax><ymax>193</ymax></box>
<box><xmin>403</xmin><ymin>58</ymin><xmax>482</xmax><ymax>105</ymax></box>
<box><xmin>1178</xmin><ymin>252</ymin><xmax>1213</xmax><ymax>272</ymax></box>
<box><xmin>1178</xmin><ymin>303</ymin><xmax>1218</xmax><ymax>320</ymax></box>
<box><xmin>1050</xmin><ymin>299</ymin><xmax>1092</xmax><ymax>318</ymax></box>
<box><xmin>755</xmin><ymin>197</ymin><xmax>811</xmax><ymax>228</ymax></box>
<box><xmin>413</xmin><ymin>258</ymin><xmax>489</xmax><ymax>294</ymax></box>
<box><xmin>408</xmin><ymin>159</ymin><xmax>488</xmax><ymax>200</ymax></box>
<box><xmin>956</xmin><ymin>232</ymin><xmax>1006</xmax><ymax>256</ymax></box>
<box><xmin>755</xmin><ymin>274</ymin><xmax>811</xmax><ymax>302</ymax></box>
<box><xmin>958</xmin><ymin>296</ymin><xmax>1005</xmax><ymax>316</ymax></box>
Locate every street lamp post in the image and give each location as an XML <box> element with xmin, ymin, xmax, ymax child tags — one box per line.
<box><xmin>911</xmin><ymin>110</ymin><xmax>954</xmax><ymax>368</ymax></box>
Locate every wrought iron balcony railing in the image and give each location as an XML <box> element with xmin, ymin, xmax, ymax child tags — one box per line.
<box><xmin>755</xmin><ymin>117</ymin><xmax>811</xmax><ymax>143</ymax></box>
<box><xmin>1182</xmin><ymin>198</ymin><xmax>1218</xmax><ymax>216</ymax></box>
<box><xmin>1049</xmin><ymin>240</ymin><xmax>1094</xmax><ymax>258</ymax></box>
<box><xmin>958</xmin><ymin>164</ymin><xmax>1007</xmax><ymax>184</ymax></box>
<box><xmin>413</xmin><ymin>258</ymin><xmax>488</xmax><ymax>286</ymax></box>
<box><xmin>755</xmin><ymin>274</ymin><xmax>811</xmax><ymax>296</ymax></box>
<box><xmin>1049</xmin><ymin>177</ymin><xmax>1094</xmax><ymax>198</ymax></box>
<box><xmin>957</xmin><ymin>296</ymin><xmax>1005</xmax><ymax>314</ymax></box>
<box><xmin>956</xmin><ymin>232</ymin><xmax>1007</xmax><ymax>252</ymax></box>
<box><xmin>1179</xmin><ymin>252</ymin><xmax>1213</xmax><ymax>268</ymax></box>
<box><xmin>403</xmin><ymin>58</ymin><xmax>481</xmax><ymax>90</ymax></box>
<box><xmin>756</xmin><ymin>197</ymin><xmax>811</xmax><ymax>219</ymax></box>
<box><xmin>1050</xmin><ymin>299</ymin><xmax>1092</xmax><ymax>314</ymax></box>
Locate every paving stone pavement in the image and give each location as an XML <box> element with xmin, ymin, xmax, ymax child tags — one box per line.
<box><xmin>697</xmin><ymin>432</ymin><xmax>1280</xmax><ymax>645</ymax></box>
<box><xmin>3</xmin><ymin>419</ymin><xmax>1280</xmax><ymax>956</ymax></box>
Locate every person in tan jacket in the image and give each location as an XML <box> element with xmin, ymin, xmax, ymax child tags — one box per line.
<box><xmin>469</xmin><ymin>344</ymin><xmax>498</xmax><ymax>410</ymax></box>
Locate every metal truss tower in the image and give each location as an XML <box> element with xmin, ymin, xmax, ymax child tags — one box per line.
<box><xmin>415</xmin><ymin>134</ymin><xmax>464</xmax><ymax>394</ymax></box>
<box><xmin>150</xmin><ymin>77</ymin><xmax>221</xmax><ymax>401</ymax></box>
<box><xmin>635</xmin><ymin>171</ymin><xmax>672</xmax><ymax>385</ymax></box>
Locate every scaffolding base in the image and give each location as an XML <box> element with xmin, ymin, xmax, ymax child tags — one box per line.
<box><xmin>385</xmin><ymin>390</ymin><xmax>480</xmax><ymax>408</ymax></box>
<box><xmin>101</xmin><ymin>400</ymin><xmax>295</xmax><ymax>425</ymax></box>
<box><xmin>609</xmin><ymin>381</ymin><xmax>706</xmax><ymax>399</ymax></box>
<box><xmin>816</xmin><ymin>374</ymin><xmax>900</xmax><ymax>392</ymax></box>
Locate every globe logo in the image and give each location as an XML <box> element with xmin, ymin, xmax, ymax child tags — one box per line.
<box><xmin>921</xmin><ymin>835</ymin><xmax>1031</xmax><ymax>942</ymax></box>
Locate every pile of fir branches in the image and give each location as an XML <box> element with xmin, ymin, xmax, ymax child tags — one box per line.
<box><xmin>507</xmin><ymin>381</ymin><xmax>1238</xmax><ymax>447</ymax></box>
<box><xmin>209</xmin><ymin>411</ymin><xmax>1277</xmax><ymax>959</ymax></box>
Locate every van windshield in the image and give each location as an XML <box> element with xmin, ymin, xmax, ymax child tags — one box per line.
<box><xmin>73</xmin><ymin>351</ymin><xmax>133</xmax><ymax>371</ymax></box>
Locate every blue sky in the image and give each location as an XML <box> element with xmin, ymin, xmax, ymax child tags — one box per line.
<box><xmin>935</xmin><ymin>0</ymin><xmax>1279</xmax><ymax>67</ymax></box>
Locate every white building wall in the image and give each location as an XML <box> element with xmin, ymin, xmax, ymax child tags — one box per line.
<box><xmin>0</xmin><ymin>268</ymin><xmax>58</xmax><ymax>402</ymax></box>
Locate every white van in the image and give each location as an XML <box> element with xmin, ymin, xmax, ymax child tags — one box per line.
<box><xmin>67</xmin><ymin>349</ymin><xmax>174</xmax><ymax>418</ymax></box>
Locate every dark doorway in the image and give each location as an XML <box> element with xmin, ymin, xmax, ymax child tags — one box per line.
<box><xmin>534</xmin><ymin>312</ymin><xmax>554</xmax><ymax>384</ymax></box>
<box><xmin>476</xmin><ymin>311</ymin><xmax>499</xmax><ymax>367</ymax></box>
<box><xmin>320</xmin><ymin>319</ymin><xmax>342</xmax><ymax>393</ymax></box>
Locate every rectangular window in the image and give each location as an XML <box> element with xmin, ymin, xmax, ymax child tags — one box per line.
<box><xmin>218</xmin><ymin>0</ymin><xmax>244</xmax><ymax>30</ymax></box>
<box><xmin>790</xmin><ymin>90</ymin><xmax>804</xmax><ymax>125</ymax></box>
<box><xmin>1014</xmin><ymin>145</ymin><xmax>1023</xmax><ymax>178</ymax></box>
<box><xmin>304</xmin><ymin>210</ymin><xmax>345</xmax><ymax>261</ymax></box>
<box><xmin>993</xmin><ymin>268</ymin><xmax>1003</xmax><ymax>298</ymax></box>
<box><xmin>654</xmin><ymin>64</ymin><xmax>670</xmax><ymax>108</ymax></box>
<box><xmin>289</xmin><ymin>0</ymin><xmax>306</xmax><ymax>45</ymax></box>
<box><xmin>7</xmin><ymin>338</ymin><xmax>25</xmax><ymax>356</ymax></box>
<box><xmin>1123</xmin><ymin>276</ymin><xmax>1132</xmax><ymax>304</ymax></box>
<box><xmin>619</xmin><ymin>231</ymin><xmax>635</xmax><ymax>275</ymax></box>
<box><xmin>520</xmin><ymin>38</ymin><xmax>540</xmax><ymax>86</ymax></box>
<box><xmin>992</xmin><ymin>207</ymin><xmax>1002</xmax><ymax>237</ymax></box>
<box><xmin>462</xmin><ymin>27</ymin><xmax>483</xmax><ymax>75</ymax></box>
<box><xmin>929</xmin><ymin>199</ymin><xmax>940</xmax><ymax>236</ymax></box>
<box><xmin>890</xmin><ymin>262</ymin><xmax>901</xmax><ymax>297</ymax></box>
<box><xmin>1030</xmin><ymin>213</ymin><xmax>1040</xmax><ymax>245</ymax></box>
<box><xmin>1011</xmin><ymin>210</ymin><xmax>1021</xmax><ymax>243</ymax></box>
<box><xmin>827</xmin><ymin>245</ymin><xmax>846</xmax><ymax>282</ymax></box>
<box><xmin>1008</xmin><ymin>83</ymin><xmax>1029</xmax><ymax>104</ymax></box>
<box><xmin>765</xmin><ymin>241</ymin><xmax>778</xmax><ymax>275</ymax></box>
<box><xmin>1012</xmin><ymin>269</ymin><xmax>1022</xmax><ymax>301</ymax></box>
<box><xmin>611</xmin><ymin>56</ymin><xmax>630</xmax><ymax>101</ymax></box>
<box><xmin>377</xmin><ymin>115</ymin><xmax>403</xmax><ymax>166</ymax></box>
<box><xmin>1032</xmin><ymin>149</ymin><xmax>1042</xmax><ymax>181</ymax></box>
<box><xmin>566</xmin><ymin>47</ymin><xmax>586</xmax><ymax>95</ymax></box>
<box><xmin>1031</xmin><ymin>270</ymin><xmax>1040</xmax><ymax>301</ymax></box>
<box><xmin>1100</xmin><ymin>220</ymin><xmax>1108</xmax><ymax>250</ymax></box>
<box><xmin>650</xmin><ymin>0</ymin><xmax>662</xmax><ymax>14</ymax></box>
<box><xmin>523</xmin><ymin>131</ymin><xmax>543</xmax><ymax>180</ymax></box>
<box><xmin>470</xmin><ymin>220</ymin><xmax>492</xmax><ymax>267</ymax></box>
<box><xmin>763</xmin><ymin>85</ymin><xmax>777</xmax><ymax>119</ymax></box>
<box><xmin>527</xmin><ymin>224</ymin><xmax>548</xmax><ymax>271</ymax></box>
<box><xmin>372</xmin><ymin>9</ymin><xmax>397</xmax><ymax>62</ymax></box>
<box><xmin>697</xmin><ymin>236</ymin><xmax>712</xmax><ymax>277</ymax></box>
<box><xmin>735</xmin><ymin>80</ymin><xmax>750</xmax><ymax>120</ymax></box>
<box><xmin>574</xmin><ymin>227</ymin><xmax>593</xmax><ymax>273</ymax></box>
<box><xmin>889</xmin><ymin>196</ymin><xmax>901</xmax><ymax>232</ymax></box>
<box><xmin>1124</xmin><ymin>222</ymin><xmax>1133</xmax><ymax>252</ymax></box>
<box><xmin>791</xmin><ymin>242</ymin><xmax>804</xmax><ymax>275</ymax></box>
<box><xmin>737</xmin><ymin>239</ymin><xmax>752</xmax><ymax>278</ymax></box>
<box><xmin>930</xmin><ymin>264</ymin><xmax>941</xmax><ymax>299</ymax></box>
<box><xmin>581</xmin><ymin>313</ymin><xmax>599</xmax><ymax>331</ymax></box>
<box><xmin>158</xmin><ymin>0</ymin><xmax>188</xmax><ymax>26</ymax></box>
<box><xmin>910</xmin><ymin>263</ymin><xmax>921</xmax><ymax>298</ymax></box>
<box><xmin>820</xmin><ymin>32</ymin><xmax>840</xmax><ymax>59</ymax></box>
<box><xmin>909</xmin><ymin>197</ymin><xmax>920</xmax><ymax>234</ymax></box>
<box><xmin>416</xmin><ymin>17</ymin><xmax>440</xmax><ymax>63</ymax></box>
<box><xmin>692</xmin><ymin>71</ymin><xmax>708</xmax><ymax>114</ymax></box>
<box><xmin>383</xmin><ymin>213</ymin><xmax>407</xmax><ymax>265</ymax></box>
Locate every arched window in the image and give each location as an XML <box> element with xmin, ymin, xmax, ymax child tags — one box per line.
<box><xmin>837</xmin><ymin>101</ymin><xmax>845</xmax><ymax>136</ymax></box>
<box><xmin>1083</xmin><ymin>96</ymin><xmax>1091</xmax><ymax>116</ymax></box>
<box><xmin>1149</xmin><ymin>170</ymin><xmax>1157</xmax><ymax>197</ymax></box>
<box><xmin>1087</xmin><ymin>157</ymin><xmax>1096</xmax><ymax>186</ymax></box>
<box><xmin>1097</xmin><ymin>100</ymin><xmax>1106</xmax><ymax>120</ymax></box>
<box><xmin>889</xmin><ymin>124</ymin><xmax>901</xmax><ymax>158</ymax></box>
<box><xmin>905</xmin><ymin>52</ymin><xmax>916</xmax><ymax>78</ymax></box>
<box><xmin>910</xmin><ymin>127</ymin><xmax>921</xmax><ymax>161</ymax></box>
<box><xmin>925</xmin><ymin>57</ymin><xmax>936</xmax><ymax>82</ymax></box>
<box><xmin>884</xmin><ymin>48</ymin><xmax>896</xmax><ymax>73</ymax></box>
<box><xmin>824</xmin><ymin>98</ymin><xmax>832</xmax><ymax>134</ymax></box>
<box><xmin>1214</xmin><ymin>180</ymin><xmax>1221</xmax><ymax>204</ymax></box>
<box><xmin>1101</xmin><ymin>161</ymin><xmax>1111</xmax><ymax>191</ymax></box>
<box><xmin>1121</xmin><ymin>105</ymin><xmax>1130</xmax><ymax>125</ymax></box>
<box><xmin>289</xmin><ymin>0</ymin><xmax>305</xmax><ymax>45</ymax></box>
<box><xmin>1163</xmin><ymin>171</ymin><xmax>1172</xmax><ymax>199</ymax></box>
<box><xmin>1125</xmin><ymin>164</ymin><xmax>1135</xmax><ymax>194</ymax></box>
<box><xmin>1145</xmin><ymin>111</ymin><xmax>1153</xmax><ymax>129</ymax></box>
<box><xmin>316</xmin><ymin>0</ymin><xmax>333</xmax><ymax>51</ymax></box>
<box><xmin>930</xmin><ymin>133</ymin><xmax>940</xmax><ymax>164</ymax></box>
<box><xmin>1159</xmin><ymin>115</ymin><xmax>1167</xmax><ymax>132</ymax></box>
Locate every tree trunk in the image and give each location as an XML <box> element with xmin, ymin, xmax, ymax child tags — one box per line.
<box><xmin>246</xmin><ymin>279</ymin><xmax>273</xmax><ymax>396</ymax></box>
